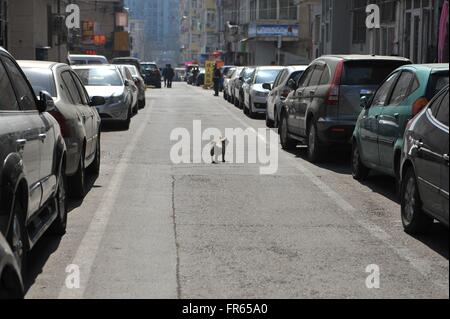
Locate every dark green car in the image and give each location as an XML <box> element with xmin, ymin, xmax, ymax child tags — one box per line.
<box><xmin>352</xmin><ymin>64</ymin><xmax>449</xmax><ymax>184</ymax></box>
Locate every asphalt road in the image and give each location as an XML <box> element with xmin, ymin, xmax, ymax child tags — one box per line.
<box><xmin>25</xmin><ymin>83</ymin><xmax>448</xmax><ymax>299</ymax></box>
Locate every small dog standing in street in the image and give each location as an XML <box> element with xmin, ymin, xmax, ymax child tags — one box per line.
<box><xmin>210</xmin><ymin>136</ymin><xmax>228</xmax><ymax>164</ymax></box>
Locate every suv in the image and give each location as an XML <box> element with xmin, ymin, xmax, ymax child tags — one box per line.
<box><xmin>0</xmin><ymin>48</ymin><xmax>68</xmax><ymax>272</ymax></box>
<box><xmin>140</xmin><ymin>62</ymin><xmax>162</xmax><ymax>88</ymax></box>
<box><xmin>280</xmin><ymin>55</ymin><xmax>411</xmax><ymax>162</ymax></box>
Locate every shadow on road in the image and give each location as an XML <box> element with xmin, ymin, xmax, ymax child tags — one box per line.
<box><xmin>282</xmin><ymin>143</ymin><xmax>449</xmax><ymax>260</ymax></box>
<box><xmin>23</xmin><ymin>173</ymin><xmax>100</xmax><ymax>293</ymax></box>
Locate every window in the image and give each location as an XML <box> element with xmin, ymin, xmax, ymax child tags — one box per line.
<box><xmin>2</xmin><ymin>57</ymin><xmax>36</xmax><ymax>111</ymax></box>
<box><xmin>297</xmin><ymin>67</ymin><xmax>314</xmax><ymax>88</ymax></box>
<box><xmin>259</xmin><ymin>0</ymin><xmax>277</xmax><ymax>20</ymax></box>
<box><xmin>290</xmin><ymin>71</ymin><xmax>304</xmax><ymax>84</ymax></box>
<box><xmin>341</xmin><ymin>61</ymin><xmax>407</xmax><ymax>85</ymax></box>
<box><xmin>371</xmin><ymin>72</ymin><xmax>398</xmax><ymax>107</ymax></box>
<box><xmin>309</xmin><ymin>66</ymin><xmax>324</xmax><ymax>87</ymax></box>
<box><xmin>70</xmin><ymin>72</ymin><xmax>90</xmax><ymax>105</ymax></box>
<box><xmin>436</xmin><ymin>92</ymin><xmax>449</xmax><ymax>127</ymax></box>
<box><xmin>0</xmin><ymin>61</ymin><xmax>20</xmax><ymax>111</ymax></box>
<box><xmin>61</xmin><ymin>71</ymin><xmax>82</xmax><ymax>104</ymax></box>
<box><xmin>279</xmin><ymin>0</ymin><xmax>298</xmax><ymax>20</ymax></box>
<box><xmin>21</xmin><ymin>68</ymin><xmax>57</xmax><ymax>97</ymax></box>
<box><xmin>352</xmin><ymin>0</ymin><xmax>367</xmax><ymax>44</ymax></box>
<box><xmin>388</xmin><ymin>71</ymin><xmax>414</xmax><ymax>106</ymax></box>
<box><xmin>319</xmin><ymin>66</ymin><xmax>331</xmax><ymax>85</ymax></box>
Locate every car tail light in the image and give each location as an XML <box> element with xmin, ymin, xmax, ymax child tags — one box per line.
<box><xmin>50</xmin><ymin>110</ymin><xmax>68</xmax><ymax>137</ymax></box>
<box><xmin>325</xmin><ymin>61</ymin><xmax>344</xmax><ymax>106</ymax></box>
<box><xmin>412</xmin><ymin>97</ymin><xmax>428</xmax><ymax>116</ymax></box>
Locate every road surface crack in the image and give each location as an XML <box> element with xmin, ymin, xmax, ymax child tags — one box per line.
<box><xmin>172</xmin><ymin>175</ymin><xmax>182</xmax><ymax>299</ymax></box>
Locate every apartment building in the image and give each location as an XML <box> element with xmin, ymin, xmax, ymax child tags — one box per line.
<box><xmin>129</xmin><ymin>19</ymin><xmax>145</xmax><ymax>60</ymax></box>
<box><xmin>319</xmin><ymin>0</ymin><xmax>449</xmax><ymax>63</ymax></box>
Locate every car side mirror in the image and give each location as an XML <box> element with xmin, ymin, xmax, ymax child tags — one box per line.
<box><xmin>37</xmin><ymin>91</ymin><xmax>54</xmax><ymax>113</ymax></box>
<box><xmin>287</xmin><ymin>79</ymin><xmax>297</xmax><ymax>90</ymax></box>
<box><xmin>360</xmin><ymin>95</ymin><xmax>370</xmax><ymax>109</ymax></box>
<box><xmin>262</xmin><ymin>83</ymin><xmax>272</xmax><ymax>90</ymax></box>
<box><xmin>90</xmin><ymin>96</ymin><xmax>106</xmax><ymax>107</ymax></box>
<box><xmin>124</xmin><ymin>80</ymin><xmax>130</xmax><ymax>87</ymax></box>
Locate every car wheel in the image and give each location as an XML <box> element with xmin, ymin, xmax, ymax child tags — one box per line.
<box><xmin>49</xmin><ymin>166</ymin><xmax>68</xmax><ymax>236</ymax></box>
<box><xmin>122</xmin><ymin>108</ymin><xmax>132</xmax><ymax>130</ymax></box>
<box><xmin>352</xmin><ymin>141</ymin><xmax>370</xmax><ymax>181</ymax></box>
<box><xmin>223</xmin><ymin>92</ymin><xmax>227</xmax><ymax>100</ymax></box>
<box><xmin>88</xmin><ymin>134</ymin><xmax>101</xmax><ymax>175</ymax></box>
<box><xmin>248</xmin><ymin>98</ymin><xmax>256</xmax><ymax>118</ymax></box>
<box><xmin>7</xmin><ymin>198</ymin><xmax>28</xmax><ymax>274</ymax></box>
<box><xmin>70</xmin><ymin>153</ymin><xmax>85</xmax><ymax>200</ymax></box>
<box><xmin>280</xmin><ymin>114</ymin><xmax>296</xmax><ymax>150</ymax></box>
<box><xmin>266</xmin><ymin>111</ymin><xmax>274</xmax><ymax>128</ymax></box>
<box><xmin>307</xmin><ymin>121</ymin><xmax>324</xmax><ymax>163</ymax></box>
<box><xmin>401</xmin><ymin>168</ymin><xmax>434</xmax><ymax>234</ymax></box>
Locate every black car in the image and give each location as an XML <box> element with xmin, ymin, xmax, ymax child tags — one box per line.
<box><xmin>400</xmin><ymin>85</ymin><xmax>449</xmax><ymax>234</ymax></box>
<box><xmin>141</xmin><ymin>62</ymin><xmax>162</xmax><ymax>88</ymax></box>
<box><xmin>0</xmin><ymin>48</ymin><xmax>68</xmax><ymax>273</ymax></box>
<box><xmin>0</xmin><ymin>233</ymin><xmax>23</xmax><ymax>299</ymax></box>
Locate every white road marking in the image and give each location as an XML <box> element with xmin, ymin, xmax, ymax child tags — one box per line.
<box><xmin>212</xmin><ymin>90</ymin><xmax>448</xmax><ymax>295</ymax></box>
<box><xmin>58</xmin><ymin>101</ymin><xmax>154</xmax><ymax>299</ymax></box>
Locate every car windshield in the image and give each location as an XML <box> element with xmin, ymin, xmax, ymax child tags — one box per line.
<box><xmin>255</xmin><ymin>69</ymin><xmax>282</xmax><ymax>84</ymax></box>
<box><xmin>341</xmin><ymin>61</ymin><xmax>410</xmax><ymax>85</ymax></box>
<box><xmin>22</xmin><ymin>68</ymin><xmax>57</xmax><ymax>97</ymax></box>
<box><xmin>427</xmin><ymin>72</ymin><xmax>449</xmax><ymax>99</ymax></box>
<box><xmin>74</xmin><ymin>68</ymin><xmax>123</xmax><ymax>86</ymax></box>
<box><xmin>142</xmin><ymin>64</ymin><xmax>158</xmax><ymax>72</ymax></box>
<box><xmin>243</xmin><ymin>68</ymin><xmax>254</xmax><ymax>79</ymax></box>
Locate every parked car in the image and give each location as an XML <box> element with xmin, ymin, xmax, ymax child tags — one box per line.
<box><xmin>0</xmin><ymin>48</ymin><xmax>68</xmax><ymax>274</ymax></box>
<box><xmin>220</xmin><ymin>65</ymin><xmax>235</xmax><ymax>91</ymax></box>
<box><xmin>399</xmin><ymin>85</ymin><xmax>449</xmax><ymax>234</ymax></box>
<box><xmin>0</xmin><ymin>233</ymin><xmax>24</xmax><ymax>299</ymax></box>
<box><xmin>112</xmin><ymin>57</ymin><xmax>142</xmax><ymax>75</ymax></box>
<box><xmin>19</xmin><ymin>61</ymin><xmax>104</xmax><ymax>199</ymax></box>
<box><xmin>73</xmin><ymin>65</ymin><xmax>134</xmax><ymax>130</ymax></box>
<box><xmin>352</xmin><ymin>64</ymin><xmax>449</xmax><ymax>185</ymax></box>
<box><xmin>243</xmin><ymin>66</ymin><xmax>284</xmax><ymax>117</ymax></box>
<box><xmin>280</xmin><ymin>55</ymin><xmax>411</xmax><ymax>163</ymax></box>
<box><xmin>232</xmin><ymin>67</ymin><xmax>254</xmax><ymax>108</ymax></box>
<box><xmin>68</xmin><ymin>54</ymin><xmax>108</xmax><ymax>66</ymax></box>
<box><xmin>185</xmin><ymin>64</ymin><xmax>200</xmax><ymax>82</ymax></box>
<box><xmin>141</xmin><ymin>62</ymin><xmax>162</xmax><ymax>88</ymax></box>
<box><xmin>266</xmin><ymin>65</ymin><xmax>307</xmax><ymax>128</ymax></box>
<box><xmin>174</xmin><ymin>68</ymin><xmax>186</xmax><ymax>82</ymax></box>
<box><xmin>223</xmin><ymin>67</ymin><xmax>237</xmax><ymax>102</ymax></box>
<box><xmin>125</xmin><ymin>65</ymin><xmax>146</xmax><ymax>109</ymax></box>
<box><xmin>117</xmin><ymin>65</ymin><xmax>139</xmax><ymax>114</ymax></box>
<box><xmin>195</xmin><ymin>68</ymin><xmax>206</xmax><ymax>86</ymax></box>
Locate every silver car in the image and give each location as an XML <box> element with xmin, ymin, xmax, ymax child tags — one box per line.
<box><xmin>243</xmin><ymin>66</ymin><xmax>284</xmax><ymax>117</ymax></box>
<box><xmin>19</xmin><ymin>61</ymin><xmax>104</xmax><ymax>199</ymax></box>
<box><xmin>266</xmin><ymin>65</ymin><xmax>307</xmax><ymax>128</ymax></box>
<box><xmin>68</xmin><ymin>54</ymin><xmax>108</xmax><ymax>65</ymax></box>
<box><xmin>117</xmin><ymin>64</ymin><xmax>139</xmax><ymax>115</ymax></box>
<box><xmin>72</xmin><ymin>65</ymin><xmax>134</xmax><ymax>130</ymax></box>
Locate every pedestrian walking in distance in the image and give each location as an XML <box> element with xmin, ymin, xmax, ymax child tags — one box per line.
<box><xmin>213</xmin><ymin>65</ymin><xmax>221</xmax><ymax>96</ymax></box>
<box><xmin>166</xmin><ymin>64</ymin><xmax>175</xmax><ymax>88</ymax></box>
<box><xmin>162</xmin><ymin>64</ymin><xmax>169</xmax><ymax>87</ymax></box>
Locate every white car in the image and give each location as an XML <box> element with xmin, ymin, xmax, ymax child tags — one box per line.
<box><xmin>223</xmin><ymin>67</ymin><xmax>236</xmax><ymax>102</ymax></box>
<box><xmin>243</xmin><ymin>66</ymin><xmax>284</xmax><ymax>118</ymax></box>
<box><xmin>266</xmin><ymin>65</ymin><xmax>307</xmax><ymax>128</ymax></box>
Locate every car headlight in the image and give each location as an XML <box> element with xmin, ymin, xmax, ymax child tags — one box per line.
<box><xmin>108</xmin><ymin>95</ymin><xmax>123</xmax><ymax>104</ymax></box>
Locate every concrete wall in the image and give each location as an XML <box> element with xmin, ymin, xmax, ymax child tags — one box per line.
<box><xmin>8</xmin><ymin>0</ymin><xmax>68</xmax><ymax>62</ymax></box>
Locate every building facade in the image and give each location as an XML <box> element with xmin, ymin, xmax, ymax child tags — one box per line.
<box><xmin>129</xmin><ymin>19</ymin><xmax>145</xmax><ymax>60</ymax></box>
<box><xmin>69</xmin><ymin>0</ymin><xmax>130</xmax><ymax>60</ymax></box>
<box><xmin>318</xmin><ymin>0</ymin><xmax>449</xmax><ymax>63</ymax></box>
<box><xmin>6</xmin><ymin>0</ymin><xmax>69</xmax><ymax>62</ymax></box>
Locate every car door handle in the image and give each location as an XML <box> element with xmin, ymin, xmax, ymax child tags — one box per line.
<box><xmin>38</xmin><ymin>133</ymin><xmax>47</xmax><ymax>141</ymax></box>
<box><xmin>444</xmin><ymin>154</ymin><xmax>449</xmax><ymax>162</ymax></box>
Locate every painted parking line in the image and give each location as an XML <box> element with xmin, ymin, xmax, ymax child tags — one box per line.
<box><xmin>59</xmin><ymin>101</ymin><xmax>154</xmax><ymax>299</ymax></box>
